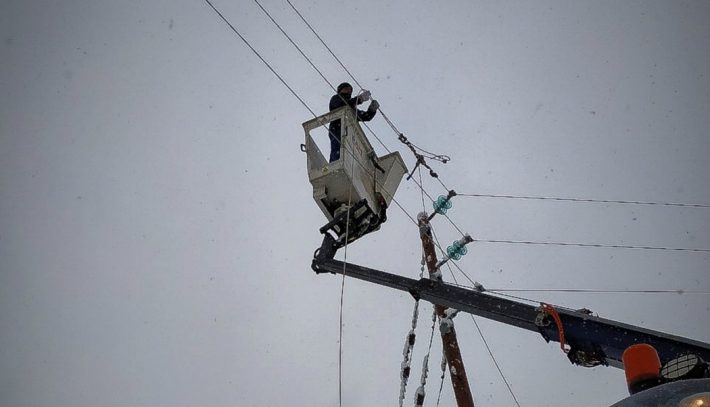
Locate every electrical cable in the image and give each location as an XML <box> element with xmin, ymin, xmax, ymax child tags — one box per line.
<box><xmin>285</xmin><ymin>0</ymin><xmax>363</xmax><ymax>90</ymax></box>
<box><xmin>431</xmin><ymin>229</ymin><xmax>479</xmax><ymax>288</ymax></box>
<box><xmin>440</xmin><ymin>277</ymin><xmax>546</xmax><ymax>305</ymax></box>
<box><xmin>207</xmin><ymin>1</ymin><xmax>710</xmax><ymax>325</ymax></box>
<box><xmin>337</xmin><ymin>144</ymin><xmax>357</xmax><ymax>407</ymax></box>
<box><xmin>200</xmin><ymin>4</ymin><xmax>419</xmax><ymax>405</ymax></box>
<box><xmin>285</xmin><ymin>0</ymin><xmax>447</xmax><ymax>161</ymax></box>
<box><xmin>252</xmin><ymin>0</ymin><xmax>335</xmax><ymax>90</ymax></box>
<box><xmin>413</xmin><ymin>160</ymin><xmax>710</xmax><ymax>254</ymax></box>
<box><xmin>410</xmin><ymin>163</ymin><xmax>479</xmax><ymax>290</ymax></box>
<box><xmin>476</xmin><ymin>239</ymin><xmax>710</xmax><ymax>253</ymax></box>
<box><xmin>252</xmin><ymin>0</ymin><xmax>393</xmax><ymax>155</ymax></box>
<box><xmin>254</xmin><ymin>0</ymin><xmax>710</xmax><ymax>257</ymax></box>
<box><xmin>283</xmin><ymin>2</ymin><xmax>710</xmax><ymax>253</ymax></box>
<box><xmin>445</xmin><ymin>263</ymin><xmax>522</xmax><ymax>406</ymax></box>
<box><xmin>487</xmin><ymin>288</ymin><xmax>710</xmax><ymax>294</ymax></box>
<box><xmin>433</xmin><ymin>175</ymin><xmax>453</xmax><ymax>194</ymax></box>
<box><xmin>412</xmin><ymin>174</ymin><xmax>710</xmax><ymax>254</ymax></box>
<box><xmin>203</xmin><ymin>0</ymin><xmax>422</xmax><ymax>229</ymax></box>
<box><xmin>398</xmin><ymin>293</ymin><xmax>419</xmax><ymax>407</ymax></box>
<box><xmin>419</xmin><ymin>173</ymin><xmax>710</xmax><ymax>253</ymax></box>
<box><xmin>457</xmin><ymin>192</ymin><xmax>710</xmax><ymax>209</ymax></box>
<box><xmin>441</xmin><ymin>275</ymin><xmax>710</xmax><ymax>299</ymax></box>
<box><xmin>203</xmin><ymin>0</ymin><xmax>316</xmax><ymax>116</ymax></box>
<box><xmin>413</xmin><ymin>308</ymin><xmax>438</xmax><ymax>406</ymax></box>
<box><xmin>270</xmin><ymin>0</ymin><xmax>393</xmax><ymax>153</ymax></box>
<box><xmin>470</xmin><ymin>315</ymin><xmax>523</xmax><ymax>407</ymax></box>
<box><xmin>264</xmin><ymin>0</ymin><xmax>710</xmax><ymax>255</ymax></box>
<box><xmin>416</xmin><ymin>169</ymin><xmax>453</xmax><ymax>406</ymax></box>
<box><xmin>420</xmin><ymin>176</ymin><xmax>477</xmax><ymax>288</ymax></box>
<box><xmin>408</xmin><ymin>174</ymin><xmax>467</xmax><ymax>237</ymax></box>
<box><xmin>203</xmin><ymin>4</ymin><xmax>707</xmax><ymax>406</ymax></box>
<box><xmin>435</xmin><ymin>356</ymin><xmax>446</xmax><ymax>407</ymax></box>
<box><xmin>245</xmin><ymin>0</ymin><xmax>432</xmax><ymax>224</ymax></box>
<box><xmin>419</xmin><ymin>167</ymin><xmax>426</xmax><ymax>213</ymax></box>
<box><xmin>426</xmin><ymin>216</ymin><xmax>522</xmax><ymax>405</ymax></box>
<box><xmin>398</xmin><ymin>252</ymin><xmax>428</xmax><ymax>407</ymax></box>
<box><xmin>253</xmin><ymin>0</ymin><xmax>395</xmax><ymax>158</ymax></box>
<box><xmin>487</xmin><ymin>290</ymin><xmax>542</xmax><ymax>305</ymax></box>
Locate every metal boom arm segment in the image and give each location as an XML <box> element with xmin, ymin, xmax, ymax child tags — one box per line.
<box><xmin>312</xmin><ymin>239</ymin><xmax>710</xmax><ymax>369</ymax></box>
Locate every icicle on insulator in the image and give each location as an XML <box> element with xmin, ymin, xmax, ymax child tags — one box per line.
<box><xmin>433</xmin><ymin>195</ymin><xmax>453</xmax><ymax>215</ymax></box>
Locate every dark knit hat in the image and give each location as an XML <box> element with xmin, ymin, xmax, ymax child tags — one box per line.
<box><xmin>337</xmin><ymin>82</ymin><xmax>353</xmax><ymax>93</ymax></box>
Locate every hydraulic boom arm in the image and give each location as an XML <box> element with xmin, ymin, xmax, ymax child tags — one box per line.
<box><xmin>312</xmin><ymin>234</ymin><xmax>710</xmax><ymax>369</ymax></box>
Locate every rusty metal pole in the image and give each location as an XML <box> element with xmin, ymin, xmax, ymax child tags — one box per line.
<box><xmin>418</xmin><ymin>213</ymin><xmax>475</xmax><ymax>407</ymax></box>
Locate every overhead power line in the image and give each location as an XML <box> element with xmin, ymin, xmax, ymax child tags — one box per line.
<box><xmin>198</xmin><ymin>12</ymin><xmax>426</xmax><ymax>395</ymax></box>
<box><xmin>202</xmin><ymin>0</ymin><xmax>423</xmax><ymax>229</ymax></box>
<box><xmin>257</xmin><ymin>1</ymin><xmax>483</xmax><ymax>256</ymax></box>
<box><xmin>458</xmin><ymin>193</ymin><xmax>710</xmax><ymax>209</ymax></box>
<box><xmin>440</xmin><ymin>272</ymin><xmax>710</xmax><ymax>299</ymax></box>
<box><xmin>285</xmin><ymin>0</ymin><xmax>363</xmax><ymax>90</ymax></box>
<box><xmin>243</xmin><ymin>0</ymin><xmax>455</xmax><ymax>237</ymax></box>
<box><xmin>431</xmin><ymin>229</ymin><xmax>478</xmax><ymax>288</ymax></box>
<box><xmin>231</xmin><ymin>0</ymin><xmax>710</xmax><ymax>259</ymax></box>
<box><xmin>199</xmin><ymin>17</ymin><xmax>432</xmax><ymax>403</ymax></box>
<box><xmin>200</xmin><ymin>14</ymin><xmax>425</xmax><ymax>398</ymax></box>
<box><xmin>207</xmin><ymin>0</ymin><xmax>709</xmax><ymax>264</ymax></box>
<box><xmin>257</xmin><ymin>0</ymin><xmax>394</xmax><ymax>155</ymax></box>
<box><xmin>487</xmin><ymin>288</ymin><xmax>710</xmax><ymax>294</ymax></box>
<box><xmin>420</xmin><ymin>180</ymin><xmax>710</xmax><ymax>254</ymax></box>
<box><xmin>204</xmin><ymin>4</ymin><xmax>708</xmax><ymax>406</ymax></box>
<box><xmin>202</xmin><ymin>0</ymin><xmax>316</xmax><ymax>116</ymax></box>
<box><xmin>445</xmin><ymin>260</ymin><xmax>522</xmax><ymax>407</ymax></box>
<box><xmin>285</xmin><ymin>0</ymin><xmax>451</xmax><ymax>162</ymax></box>
<box><xmin>476</xmin><ymin>239</ymin><xmax>710</xmax><ymax>253</ymax></box>
<box><xmin>430</xmin><ymin>228</ymin><xmax>522</xmax><ymax>406</ymax></box>
<box><xmin>337</xmin><ymin>153</ymin><xmax>358</xmax><ymax>407</ymax></box>
<box><xmin>418</xmin><ymin>178</ymin><xmax>710</xmax><ymax>254</ymax></box>
<box><xmin>252</xmin><ymin>0</ymin><xmax>335</xmax><ymax>90</ymax></box>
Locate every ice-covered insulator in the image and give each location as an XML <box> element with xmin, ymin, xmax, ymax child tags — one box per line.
<box><xmin>433</xmin><ymin>195</ymin><xmax>453</xmax><ymax>215</ymax></box>
<box><xmin>446</xmin><ymin>240</ymin><xmax>468</xmax><ymax>260</ymax></box>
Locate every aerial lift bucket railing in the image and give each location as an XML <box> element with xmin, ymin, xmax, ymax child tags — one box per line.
<box><xmin>303</xmin><ymin>106</ymin><xmax>408</xmax><ymax>246</ymax></box>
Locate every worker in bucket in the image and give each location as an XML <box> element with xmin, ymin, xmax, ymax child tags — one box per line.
<box><xmin>328</xmin><ymin>82</ymin><xmax>379</xmax><ymax>162</ymax></box>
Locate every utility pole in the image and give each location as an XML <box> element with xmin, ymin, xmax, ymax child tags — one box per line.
<box><xmin>418</xmin><ymin>213</ymin><xmax>475</xmax><ymax>407</ymax></box>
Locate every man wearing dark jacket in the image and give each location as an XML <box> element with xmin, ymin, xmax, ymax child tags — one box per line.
<box><xmin>328</xmin><ymin>82</ymin><xmax>380</xmax><ymax>162</ymax></box>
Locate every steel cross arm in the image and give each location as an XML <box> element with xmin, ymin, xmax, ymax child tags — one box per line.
<box><xmin>312</xmin><ymin>257</ymin><xmax>710</xmax><ymax>369</ymax></box>
<box><xmin>315</xmin><ymin>258</ymin><xmax>554</xmax><ymax>332</ymax></box>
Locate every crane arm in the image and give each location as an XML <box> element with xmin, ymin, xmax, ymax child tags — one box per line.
<box><xmin>312</xmin><ymin>235</ymin><xmax>710</xmax><ymax>369</ymax></box>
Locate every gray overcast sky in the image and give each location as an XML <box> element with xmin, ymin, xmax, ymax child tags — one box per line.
<box><xmin>1</xmin><ymin>1</ymin><xmax>709</xmax><ymax>406</ymax></box>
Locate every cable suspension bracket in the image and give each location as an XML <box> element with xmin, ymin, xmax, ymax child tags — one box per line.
<box><xmin>401</xmin><ymin>133</ymin><xmax>449</xmax><ymax>180</ymax></box>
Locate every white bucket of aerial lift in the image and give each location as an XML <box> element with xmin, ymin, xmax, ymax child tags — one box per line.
<box><xmin>303</xmin><ymin>105</ymin><xmax>408</xmax><ymax>223</ymax></box>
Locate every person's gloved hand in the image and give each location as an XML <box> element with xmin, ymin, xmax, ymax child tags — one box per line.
<box><xmin>368</xmin><ymin>99</ymin><xmax>379</xmax><ymax>112</ymax></box>
<box><xmin>359</xmin><ymin>90</ymin><xmax>371</xmax><ymax>102</ymax></box>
